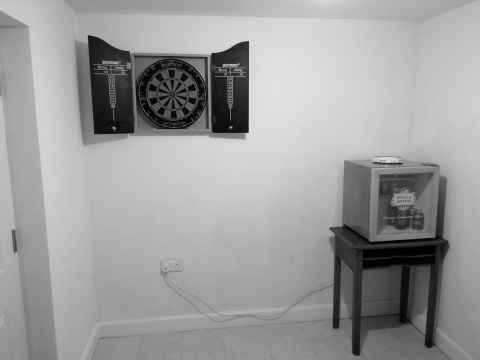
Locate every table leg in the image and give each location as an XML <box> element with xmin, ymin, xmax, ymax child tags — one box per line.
<box><xmin>333</xmin><ymin>255</ymin><xmax>341</xmax><ymax>329</ymax></box>
<box><xmin>425</xmin><ymin>247</ymin><xmax>442</xmax><ymax>348</ymax></box>
<box><xmin>352</xmin><ymin>251</ymin><xmax>363</xmax><ymax>356</ymax></box>
<box><xmin>400</xmin><ymin>266</ymin><xmax>410</xmax><ymax>323</ymax></box>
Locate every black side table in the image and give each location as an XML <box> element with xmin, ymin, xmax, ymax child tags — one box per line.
<box><xmin>330</xmin><ymin>226</ymin><xmax>448</xmax><ymax>356</ymax></box>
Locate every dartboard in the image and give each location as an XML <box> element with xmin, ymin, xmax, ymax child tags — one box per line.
<box><xmin>137</xmin><ymin>59</ymin><xmax>207</xmax><ymax>129</ymax></box>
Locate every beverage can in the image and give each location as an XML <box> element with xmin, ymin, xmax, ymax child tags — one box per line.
<box><xmin>412</xmin><ymin>210</ymin><xmax>425</xmax><ymax>230</ymax></box>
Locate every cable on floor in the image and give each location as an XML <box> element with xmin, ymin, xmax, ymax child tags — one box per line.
<box><xmin>161</xmin><ymin>272</ymin><xmax>333</xmax><ymax>323</ymax></box>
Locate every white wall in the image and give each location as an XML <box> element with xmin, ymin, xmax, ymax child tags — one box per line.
<box><xmin>0</xmin><ymin>1</ymin><xmax>97</xmax><ymax>360</ymax></box>
<box><xmin>78</xmin><ymin>14</ymin><xmax>415</xmax><ymax>322</ymax></box>
<box><xmin>410</xmin><ymin>1</ymin><xmax>480</xmax><ymax>359</ymax></box>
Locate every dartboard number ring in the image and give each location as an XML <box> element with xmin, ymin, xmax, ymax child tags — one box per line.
<box><xmin>137</xmin><ymin>59</ymin><xmax>207</xmax><ymax>129</ymax></box>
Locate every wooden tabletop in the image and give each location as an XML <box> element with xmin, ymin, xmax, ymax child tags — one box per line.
<box><xmin>330</xmin><ymin>226</ymin><xmax>448</xmax><ymax>250</ymax></box>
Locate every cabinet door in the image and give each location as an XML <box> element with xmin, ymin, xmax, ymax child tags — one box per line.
<box><xmin>88</xmin><ymin>36</ymin><xmax>134</xmax><ymax>134</ymax></box>
<box><xmin>211</xmin><ymin>41</ymin><xmax>249</xmax><ymax>133</ymax></box>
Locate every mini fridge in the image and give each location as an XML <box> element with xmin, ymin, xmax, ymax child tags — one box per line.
<box><xmin>343</xmin><ymin>160</ymin><xmax>440</xmax><ymax>242</ymax></box>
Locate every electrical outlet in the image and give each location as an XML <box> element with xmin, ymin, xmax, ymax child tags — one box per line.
<box><xmin>160</xmin><ymin>258</ymin><xmax>184</xmax><ymax>273</ymax></box>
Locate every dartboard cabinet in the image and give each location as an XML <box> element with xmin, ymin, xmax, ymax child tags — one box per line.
<box><xmin>88</xmin><ymin>36</ymin><xmax>249</xmax><ymax>135</ymax></box>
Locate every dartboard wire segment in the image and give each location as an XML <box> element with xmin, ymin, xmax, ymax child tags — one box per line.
<box><xmin>137</xmin><ymin>58</ymin><xmax>207</xmax><ymax>129</ymax></box>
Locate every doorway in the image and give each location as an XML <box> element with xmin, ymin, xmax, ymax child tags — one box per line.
<box><xmin>0</xmin><ymin>11</ymin><xmax>58</xmax><ymax>360</ymax></box>
<box><xmin>0</xmin><ymin>30</ymin><xmax>29</xmax><ymax>360</ymax></box>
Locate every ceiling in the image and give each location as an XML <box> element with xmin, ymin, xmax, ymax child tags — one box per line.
<box><xmin>66</xmin><ymin>0</ymin><xmax>474</xmax><ymax>21</ymax></box>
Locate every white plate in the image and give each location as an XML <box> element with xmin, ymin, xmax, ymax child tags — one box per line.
<box><xmin>372</xmin><ymin>156</ymin><xmax>403</xmax><ymax>164</ymax></box>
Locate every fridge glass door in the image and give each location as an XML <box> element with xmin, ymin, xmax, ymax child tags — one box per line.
<box><xmin>377</xmin><ymin>172</ymin><xmax>435</xmax><ymax>237</ymax></box>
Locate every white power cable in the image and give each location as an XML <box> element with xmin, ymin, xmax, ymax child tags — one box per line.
<box><xmin>161</xmin><ymin>272</ymin><xmax>333</xmax><ymax>323</ymax></box>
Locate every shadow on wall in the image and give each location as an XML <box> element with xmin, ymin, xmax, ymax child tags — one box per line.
<box><xmin>75</xmin><ymin>41</ymin><xmax>246</xmax><ymax>144</ymax></box>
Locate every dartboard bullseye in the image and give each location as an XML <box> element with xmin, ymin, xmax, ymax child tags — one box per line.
<box><xmin>137</xmin><ymin>59</ymin><xmax>207</xmax><ymax>129</ymax></box>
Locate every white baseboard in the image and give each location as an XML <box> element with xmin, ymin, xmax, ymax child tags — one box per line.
<box><xmin>409</xmin><ymin>312</ymin><xmax>473</xmax><ymax>360</ymax></box>
<box><xmin>95</xmin><ymin>299</ymin><xmax>398</xmax><ymax>339</ymax></box>
<box><xmin>80</xmin><ymin>323</ymin><xmax>100</xmax><ymax>360</ymax></box>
